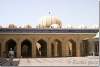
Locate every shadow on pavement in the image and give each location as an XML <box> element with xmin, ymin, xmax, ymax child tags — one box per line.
<box><xmin>0</xmin><ymin>58</ymin><xmax>19</xmax><ymax>66</ymax></box>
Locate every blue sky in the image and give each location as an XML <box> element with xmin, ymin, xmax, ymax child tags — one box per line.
<box><xmin>0</xmin><ymin>0</ymin><xmax>99</xmax><ymax>27</ymax></box>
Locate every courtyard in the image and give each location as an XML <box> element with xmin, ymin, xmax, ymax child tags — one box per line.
<box><xmin>0</xmin><ymin>56</ymin><xmax>99</xmax><ymax>66</ymax></box>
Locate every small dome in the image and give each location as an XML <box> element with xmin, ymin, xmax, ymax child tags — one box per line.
<box><xmin>50</xmin><ymin>24</ymin><xmax>61</xmax><ymax>29</ymax></box>
<box><xmin>94</xmin><ymin>32</ymin><xmax>99</xmax><ymax>38</ymax></box>
<box><xmin>0</xmin><ymin>25</ymin><xmax>2</xmax><ymax>28</ymax></box>
<box><xmin>24</xmin><ymin>24</ymin><xmax>32</xmax><ymax>29</ymax></box>
<box><xmin>38</xmin><ymin>16</ymin><xmax>62</xmax><ymax>28</ymax></box>
<box><xmin>8</xmin><ymin>24</ymin><xmax>17</xmax><ymax>28</ymax></box>
<box><xmin>19</xmin><ymin>26</ymin><xmax>22</xmax><ymax>28</ymax></box>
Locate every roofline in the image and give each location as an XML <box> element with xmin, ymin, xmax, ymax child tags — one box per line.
<box><xmin>0</xmin><ymin>33</ymin><xmax>97</xmax><ymax>35</ymax></box>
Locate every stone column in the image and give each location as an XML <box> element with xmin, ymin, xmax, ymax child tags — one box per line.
<box><xmin>65</xmin><ymin>41</ymin><xmax>72</xmax><ymax>57</ymax></box>
<box><xmin>76</xmin><ymin>40</ymin><xmax>82</xmax><ymax>57</ymax></box>
<box><xmin>16</xmin><ymin>42</ymin><xmax>21</xmax><ymax>58</ymax></box>
<box><xmin>32</xmin><ymin>41</ymin><xmax>36</xmax><ymax>58</ymax></box>
<box><xmin>54</xmin><ymin>42</ymin><xmax>58</xmax><ymax>57</ymax></box>
<box><xmin>47</xmin><ymin>40</ymin><xmax>51</xmax><ymax>57</ymax></box>
<box><xmin>62</xmin><ymin>40</ymin><xmax>66</xmax><ymax>57</ymax></box>
<box><xmin>1</xmin><ymin>42</ymin><xmax>6</xmax><ymax>57</ymax></box>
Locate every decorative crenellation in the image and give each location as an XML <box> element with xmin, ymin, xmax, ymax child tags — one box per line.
<box><xmin>0</xmin><ymin>24</ymin><xmax>99</xmax><ymax>29</ymax></box>
<box><xmin>62</xmin><ymin>24</ymin><xmax>99</xmax><ymax>29</ymax></box>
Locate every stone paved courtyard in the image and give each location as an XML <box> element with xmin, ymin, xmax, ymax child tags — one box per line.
<box><xmin>17</xmin><ymin>56</ymin><xmax>99</xmax><ymax>66</ymax></box>
<box><xmin>0</xmin><ymin>56</ymin><xmax>99</xmax><ymax>66</ymax></box>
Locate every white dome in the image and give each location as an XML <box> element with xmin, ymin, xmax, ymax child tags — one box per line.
<box><xmin>38</xmin><ymin>16</ymin><xmax>62</xmax><ymax>28</ymax></box>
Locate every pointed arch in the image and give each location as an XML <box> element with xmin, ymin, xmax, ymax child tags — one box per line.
<box><xmin>68</xmin><ymin>39</ymin><xmax>76</xmax><ymax>57</ymax></box>
<box><xmin>21</xmin><ymin>39</ymin><xmax>32</xmax><ymax>58</ymax></box>
<box><xmin>5</xmin><ymin>39</ymin><xmax>17</xmax><ymax>57</ymax></box>
<box><xmin>52</xmin><ymin>39</ymin><xmax>62</xmax><ymax>57</ymax></box>
<box><xmin>36</xmin><ymin>39</ymin><xmax>47</xmax><ymax>57</ymax></box>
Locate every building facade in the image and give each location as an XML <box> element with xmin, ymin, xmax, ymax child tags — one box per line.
<box><xmin>0</xmin><ymin>16</ymin><xmax>99</xmax><ymax>58</ymax></box>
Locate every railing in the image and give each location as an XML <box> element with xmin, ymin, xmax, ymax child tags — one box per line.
<box><xmin>0</xmin><ymin>28</ymin><xmax>99</xmax><ymax>33</ymax></box>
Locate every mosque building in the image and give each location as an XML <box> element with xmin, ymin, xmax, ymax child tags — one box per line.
<box><xmin>0</xmin><ymin>15</ymin><xmax>99</xmax><ymax>58</ymax></box>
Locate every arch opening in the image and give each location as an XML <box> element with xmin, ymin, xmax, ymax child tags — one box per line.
<box><xmin>36</xmin><ymin>39</ymin><xmax>47</xmax><ymax>57</ymax></box>
<box><xmin>51</xmin><ymin>43</ymin><xmax>54</xmax><ymax>57</ymax></box>
<box><xmin>69</xmin><ymin>39</ymin><xmax>76</xmax><ymax>57</ymax></box>
<box><xmin>21</xmin><ymin>39</ymin><xmax>32</xmax><ymax>58</ymax></box>
<box><xmin>94</xmin><ymin>41</ymin><xmax>99</xmax><ymax>56</ymax></box>
<box><xmin>6</xmin><ymin>39</ymin><xmax>16</xmax><ymax>58</ymax></box>
<box><xmin>65</xmin><ymin>41</ymin><xmax>72</xmax><ymax>57</ymax></box>
<box><xmin>51</xmin><ymin>39</ymin><xmax>62</xmax><ymax>57</ymax></box>
<box><xmin>82</xmin><ymin>40</ymin><xmax>89</xmax><ymax>56</ymax></box>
